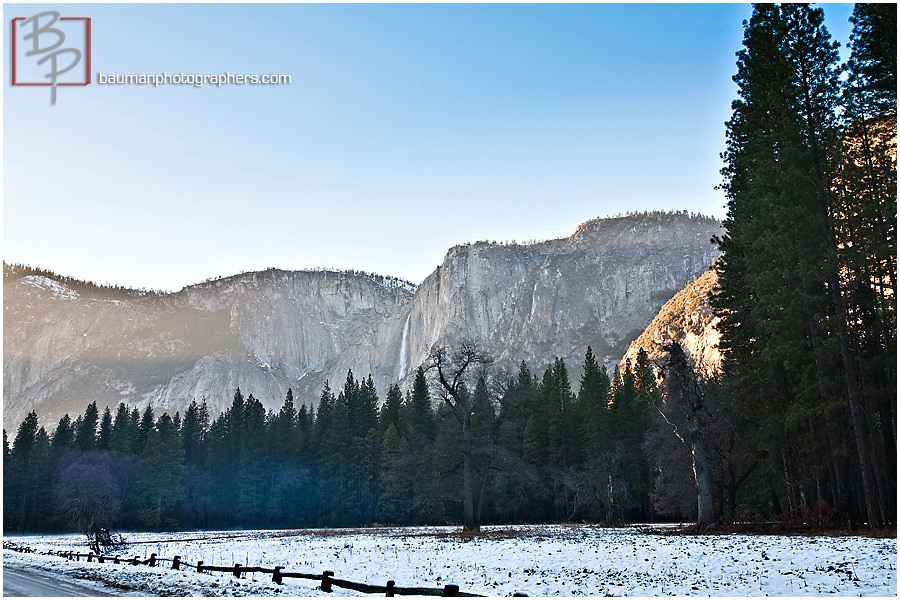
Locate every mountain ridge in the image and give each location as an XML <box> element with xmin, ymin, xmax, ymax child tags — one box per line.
<box><xmin>4</xmin><ymin>211</ymin><xmax>722</xmax><ymax>430</ymax></box>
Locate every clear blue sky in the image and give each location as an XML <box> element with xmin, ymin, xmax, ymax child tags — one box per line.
<box><xmin>4</xmin><ymin>3</ymin><xmax>854</xmax><ymax>292</ymax></box>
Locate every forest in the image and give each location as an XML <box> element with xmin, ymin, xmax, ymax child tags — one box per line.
<box><xmin>711</xmin><ymin>3</ymin><xmax>895</xmax><ymax>529</ymax></box>
<box><xmin>3</xmin><ymin>3</ymin><xmax>896</xmax><ymax>535</ymax></box>
<box><xmin>4</xmin><ymin>348</ymin><xmax>678</xmax><ymax>533</ymax></box>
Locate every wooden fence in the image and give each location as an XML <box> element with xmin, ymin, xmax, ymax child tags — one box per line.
<box><xmin>4</xmin><ymin>542</ymin><xmax>506</xmax><ymax>597</ymax></box>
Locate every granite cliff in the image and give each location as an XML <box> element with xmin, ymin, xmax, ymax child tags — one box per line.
<box><xmin>4</xmin><ymin>212</ymin><xmax>722</xmax><ymax>429</ymax></box>
<box><xmin>621</xmin><ymin>267</ymin><xmax>722</xmax><ymax>378</ymax></box>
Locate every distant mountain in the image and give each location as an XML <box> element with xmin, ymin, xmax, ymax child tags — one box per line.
<box><xmin>3</xmin><ymin>212</ymin><xmax>722</xmax><ymax>430</ymax></box>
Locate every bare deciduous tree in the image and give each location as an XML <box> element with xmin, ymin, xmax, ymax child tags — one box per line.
<box><xmin>54</xmin><ymin>451</ymin><xmax>126</xmax><ymax>553</ymax></box>
<box><xmin>426</xmin><ymin>339</ymin><xmax>493</xmax><ymax>533</ymax></box>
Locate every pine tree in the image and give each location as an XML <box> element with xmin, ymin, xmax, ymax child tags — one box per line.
<box><xmin>136</xmin><ymin>413</ymin><xmax>185</xmax><ymax>531</ymax></box>
<box><xmin>128</xmin><ymin>408</ymin><xmax>142</xmax><ymax>454</ymax></box>
<box><xmin>98</xmin><ymin>407</ymin><xmax>113</xmax><ymax>451</ymax></box>
<box><xmin>180</xmin><ymin>400</ymin><xmax>209</xmax><ymax>465</ymax></box>
<box><xmin>270</xmin><ymin>389</ymin><xmax>298</xmax><ymax>459</ymax></box>
<box><xmin>380</xmin><ymin>384</ymin><xmax>404</xmax><ymax>434</ymax></box>
<box><xmin>237</xmin><ymin>394</ymin><xmax>268</xmax><ymax>519</ymax></box>
<box><xmin>578</xmin><ymin>347</ymin><xmax>612</xmax><ymax>457</ymax></box>
<box><xmin>137</xmin><ymin>405</ymin><xmax>155</xmax><ymax>454</ymax></box>
<box><xmin>522</xmin><ymin>415</ymin><xmax>543</xmax><ymax>466</ymax></box>
<box><xmin>296</xmin><ymin>403</ymin><xmax>313</xmax><ymax>462</ymax></box>
<box><xmin>11</xmin><ymin>411</ymin><xmax>39</xmax><ymax>460</ymax></box>
<box><xmin>75</xmin><ymin>402</ymin><xmax>99</xmax><ymax>451</ymax></box>
<box><xmin>402</xmin><ymin>367</ymin><xmax>435</xmax><ymax>523</ymax></box>
<box><xmin>110</xmin><ymin>403</ymin><xmax>131</xmax><ymax>453</ymax></box>
<box><xmin>28</xmin><ymin>428</ymin><xmax>53</xmax><ymax>530</ymax></box>
<box><xmin>607</xmin><ymin>354</ymin><xmax>654</xmax><ymax>522</ymax></box>
<box><xmin>7</xmin><ymin>412</ymin><xmax>40</xmax><ymax>531</ymax></box>
<box><xmin>404</xmin><ymin>366</ymin><xmax>435</xmax><ymax>452</ymax></box>
<box><xmin>51</xmin><ymin>414</ymin><xmax>75</xmax><ymax>450</ymax></box>
<box><xmin>379</xmin><ymin>424</ymin><xmax>412</xmax><ymax>523</ymax></box>
<box><xmin>358</xmin><ymin>375</ymin><xmax>381</xmax><ymax>438</ymax></box>
<box><xmin>838</xmin><ymin>2</ymin><xmax>897</xmax><ymax>523</ymax></box>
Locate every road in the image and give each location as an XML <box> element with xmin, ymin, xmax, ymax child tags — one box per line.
<box><xmin>3</xmin><ymin>566</ymin><xmax>117</xmax><ymax>597</ymax></box>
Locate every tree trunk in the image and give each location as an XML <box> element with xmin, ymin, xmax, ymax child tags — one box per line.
<box><xmin>689</xmin><ymin>415</ymin><xmax>716</xmax><ymax>526</ymax></box>
<box><xmin>461</xmin><ymin>413</ymin><xmax>478</xmax><ymax>533</ymax></box>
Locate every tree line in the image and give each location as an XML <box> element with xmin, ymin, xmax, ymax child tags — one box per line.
<box><xmin>4</xmin><ymin>346</ymin><xmax>679</xmax><ymax>534</ymax></box>
<box><xmin>4</xmin><ymin>263</ymin><xmax>161</xmax><ymax>299</ymax></box>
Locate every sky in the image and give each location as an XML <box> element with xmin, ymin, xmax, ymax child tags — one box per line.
<box><xmin>4</xmin><ymin>3</ymin><xmax>855</xmax><ymax>292</ymax></box>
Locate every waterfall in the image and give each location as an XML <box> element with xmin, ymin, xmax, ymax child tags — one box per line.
<box><xmin>397</xmin><ymin>313</ymin><xmax>411</xmax><ymax>379</ymax></box>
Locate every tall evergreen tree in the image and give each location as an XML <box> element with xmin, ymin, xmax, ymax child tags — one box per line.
<box><xmin>137</xmin><ymin>405</ymin><xmax>155</xmax><ymax>454</ymax></box>
<box><xmin>75</xmin><ymin>402</ymin><xmax>99</xmax><ymax>451</ymax></box>
<box><xmin>51</xmin><ymin>414</ymin><xmax>75</xmax><ymax>450</ymax></box>
<box><xmin>578</xmin><ymin>347</ymin><xmax>612</xmax><ymax>457</ymax></box>
<box><xmin>379</xmin><ymin>423</ymin><xmax>412</xmax><ymax>523</ymax></box>
<box><xmin>270</xmin><ymin>389</ymin><xmax>298</xmax><ymax>459</ymax></box>
<box><xmin>838</xmin><ymin>2</ymin><xmax>897</xmax><ymax>524</ymax></box>
<box><xmin>109</xmin><ymin>403</ymin><xmax>131</xmax><ymax>453</ymax></box>
<box><xmin>713</xmin><ymin>2</ymin><xmax>894</xmax><ymax>526</ymax></box>
<box><xmin>404</xmin><ymin>366</ymin><xmax>435</xmax><ymax>451</ymax></box>
<box><xmin>11</xmin><ymin>411</ymin><xmax>39</xmax><ymax>460</ymax></box>
<box><xmin>180</xmin><ymin>400</ymin><xmax>209</xmax><ymax>465</ymax></box>
<box><xmin>135</xmin><ymin>413</ymin><xmax>185</xmax><ymax>531</ymax></box>
<box><xmin>380</xmin><ymin>384</ymin><xmax>404</xmax><ymax>434</ymax></box>
<box><xmin>97</xmin><ymin>407</ymin><xmax>113</xmax><ymax>451</ymax></box>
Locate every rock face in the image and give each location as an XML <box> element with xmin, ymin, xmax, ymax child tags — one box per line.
<box><xmin>4</xmin><ymin>270</ymin><xmax>414</xmax><ymax>429</ymax></box>
<box><xmin>621</xmin><ymin>267</ymin><xmax>722</xmax><ymax>378</ymax></box>
<box><xmin>4</xmin><ymin>212</ymin><xmax>722</xmax><ymax>430</ymax></box>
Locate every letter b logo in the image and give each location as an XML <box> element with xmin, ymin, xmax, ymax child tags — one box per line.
<box><xmin>11</xmin><ymin>11</ymin><xmax>92</xmax><ymax>105</ymax></box>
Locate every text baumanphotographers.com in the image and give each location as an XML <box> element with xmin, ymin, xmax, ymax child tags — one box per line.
<box><xmin>97</xmin><ymin>71</ymin><xmax>292</xmax><ymax>87</ymax></box>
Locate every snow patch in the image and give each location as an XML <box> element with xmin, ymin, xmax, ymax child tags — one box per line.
<box><xmin>22</xmin><ymin>275</ymin><xmax>79</xmax><ymax>300</ymax></box>
<box><xmin>5</xmin><ymin>525</ymin><xmax>896</xmax><ymax>597</ymax></box>
<box><xmin>368</xmin><ymin>274</ymin><xmax>417</xmax><ymax>295</ymax></box>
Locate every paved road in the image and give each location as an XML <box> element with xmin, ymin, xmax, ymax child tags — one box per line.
<box><xmin>3</xmin><ymin>566</ymin><xmax>117</xmax><ymax>597</ymax></box>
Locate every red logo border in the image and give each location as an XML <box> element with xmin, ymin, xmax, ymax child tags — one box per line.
<box><xmin>11</xmin><ymin>17</ymin><xmax>92</xmax><ymax>86</ymax></box>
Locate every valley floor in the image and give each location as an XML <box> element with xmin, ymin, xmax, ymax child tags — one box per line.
<box><xmin>3</xmin><ymin>525</ymin><xmax>896</xmax><ymax>596</ymax></box>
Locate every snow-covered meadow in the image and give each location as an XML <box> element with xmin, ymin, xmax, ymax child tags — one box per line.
<box><xmin>4</xmin><ymin>525</ymin><xmax>896</xmax><ymax>596</ymax></box>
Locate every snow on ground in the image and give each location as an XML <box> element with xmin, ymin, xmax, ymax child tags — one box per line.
<box><xmin>4</xmin><ymin>525</ymin><xmax>896</xmax><ymax>597</ymax></box>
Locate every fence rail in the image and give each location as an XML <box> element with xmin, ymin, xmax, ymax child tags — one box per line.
<box><xmin>3</xmin><ymin>542</ymin><xmax>501</xmax><ymax>597</ymax></box>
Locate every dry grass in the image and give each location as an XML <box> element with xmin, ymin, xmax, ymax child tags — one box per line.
<box><xmin>649</xmin><ymin>521</ymin><xmax>897</xmax><ymax>539</ymax></box>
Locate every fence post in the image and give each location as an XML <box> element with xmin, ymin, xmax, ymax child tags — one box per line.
<box><xmin>233</xmin><ymin>564</ymin><xmax>242</xmax><ymax>579</ymax></box>
<box><xmin>87</xmin><ymin>552</ymin><xmax>93</xmax><ymax>562</ymax></box>
<box><xmin>172</xmin><ymin>556</ymin><xmax>181</xmax><ymax>570</ymax></box>
<box><xmin>321</xmin><ymin>571</ymin><xmax>334</xmax><ymax>593</ymax></box>
<box><xmin>197</xmin><ymin>560</ymin><xmax>204</xmax><ymax>573</ymax></box>
<box><xmin>149</xmin><ymin>553</ymin><xmax>157</xmax><ymax>567</ymax></box>
<box><xmin>132</xmin><ymin>556</ymin><xmax>141</xmax><ymax>566</ymax></box>
<box><xmin>98</xmin><ymin>555</ymin><xmax>105</xmax><ymax>564</ymax></box>
<box><xmin>386</xmin><ymin>580</ymin><xmax>395</xmax><ymax>597</ymax></box>
<box><xmin>114</xmin><ymin>555</ymin><xmax>120</xmax><ymax>564</ymax></box>
<box><xmin>443</xmin><ymin>584</ymin><xmax>459</xmax><ymax>596</ymax></box>
<box><xmin>272</xmin><ymin>566</ymin><xmax>283</xmax><ymax>585</ymax></box>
